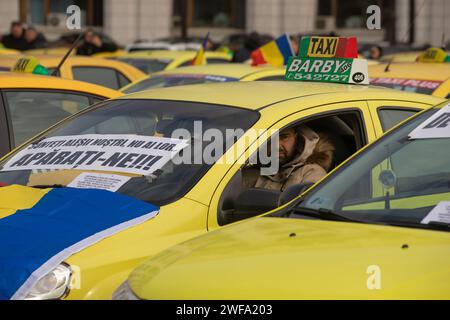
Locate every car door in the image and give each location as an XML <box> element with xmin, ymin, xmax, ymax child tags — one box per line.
<box><xmin>2</xmin><ymin>89</ymin><xmax>101</xmax><ymax>150</ymax></box>
<box><xmin>207</xmin><ymin>100</ymin><xmax>378</xmax><ymax>230</ymax></box>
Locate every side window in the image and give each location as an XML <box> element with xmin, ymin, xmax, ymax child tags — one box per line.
<box><xmin>117</xmin><ymin>71</ymin><xmax>131</xmax><ymax>88</ymax></box>
<box><xmin>4</xmin><ymin>91</ymin><xmax>91</xmax><ymax>146</ymax></box>
<box><xmin>377</xmin><ymin>108</ymin><xmax>418</xmax><ymax>131</ymax></box>
<box><xmin>217</xmin><ymin>111</ymin><xmax>367</xmax><ymax>225</ymax></box>
<box><xmin>255</xmin><ymin>75</ymin><xmax>285</xmax><ymax>81</ymax></box>
<box><xmin>72</xmin><ymin>67</ymin><xmax>120</xmax><ymax>90</ymax></box>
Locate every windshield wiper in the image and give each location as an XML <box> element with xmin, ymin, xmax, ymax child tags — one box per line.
<box><xmin>284</xmin><ymin>206</ymin><xmax>367</xmax><ymax>224</ymax></box>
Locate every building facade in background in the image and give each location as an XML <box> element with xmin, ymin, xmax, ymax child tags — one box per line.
<box><xmin>0</xmin><ymin>0</ymin><xmax>449</xmax><ymax>47</ymax></box>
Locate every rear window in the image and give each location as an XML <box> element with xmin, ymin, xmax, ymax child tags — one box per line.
<box><xmin>123</xmin><ymin>74</ymin><xmax>238</xmax><ymax>93</ymax></box>
<box><xmin>118</xmin><ymin>58</ymin><xmax>171</xmax><ymax>74</ymax></box>
<box><xmin>72</xmin><ymin>67</ymin><xmax>129</xmax><ymax>89</ymax></box>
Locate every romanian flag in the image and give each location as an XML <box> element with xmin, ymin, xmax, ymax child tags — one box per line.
<box><xmin>251</xmin><ymin>34</ymin><xmax>294</xmax><ymax>67</ymax></box>
<box><xmin>0</xmin><ymin>185</ymin><xmax>159</xmax><ymax>300</ymax></box>
<box><xmin>191</xmin><ymin>32</ymin><xmax>210</xmax><ymax>66</ymax></box>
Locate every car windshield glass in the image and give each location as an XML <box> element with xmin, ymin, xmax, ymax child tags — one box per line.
<box><xmin>293</xmin><ymin>104</ymin><xmax>450</xmax><ymax>231</ymax></box>
<box><xmin>123</xmin><ymin>74</ymin><xmax>238</xmax><ymax>93</ymax></box>
<box><xmin>0</xmin><ymin>99</ymin><xmax>259</xmax><ymax>206</ymax></box>
<box><xmin>118</xmin><ymin>58</ymin><xmax>171</xmax><ymax>74</ymax></box>
<box><xmin>370</xmin><ymin>78</ymin><xmax>442</xmax><ymax>95</ymax></box>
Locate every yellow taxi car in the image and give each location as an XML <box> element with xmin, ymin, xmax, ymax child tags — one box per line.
<box><xmin>369</xmin><ymin>62</ymin><xmax>450</xmax><ymax>98</ymax></box>
<box><xmin>116</xmin><ymin>50</ymin><xmax>232</xmax><ymax>74</ymax></box>
<box><xmin>121</xmin><ymin>63</ymin><xmax>285</xmax><ymax>93</ymax></box>
<box><xmin>369</xmin><ymin>48</ymin><xmax>450</xmax><ymax>98</ymax></box>
<box><xmin>0</xmin><ymin>81</ymin><xmax>443</xmax><ymax>300</ymax></box>
<box><xmin>0</xmin><ymin>54</ymin><xmax>146</xmax><ymax>90</ymax></box>
<box><xmin>0</xmin><ymin>71</ymin><xmax>122</xmax><ymax>157</ymax></box>
<box><xmin>118</xmin><ymin>101</ymin><xmax>450</xmax><ymax>300</ymax></box>
<box><xmin>0</xmin><ymin>37</ymin><xmax>444</xmax><ymax>300</ymax></box>
<box><xmin>380</xmin><ymin>50</ymin><xmax>450</xmax><ymax>63</ymax></box>
<box><xmin>0</xmin><ymin>48</ymin><xmax>20</xmax><ymax>55</ymax></box>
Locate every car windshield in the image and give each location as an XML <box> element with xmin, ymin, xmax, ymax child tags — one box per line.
<box><xmin>118</xmin><ymin>58</ymin><xmax>171</xmax><ymax>74</ymax></box>
<box><xmin>0</xmin><ymin>99</ymin><xmax>259</xmax><ymax>205</ymax></box>
<box><xmin>293</xmin><ymin>103</ymin><xmax>450</xmax><ymax>231</ymax></box>
<box><xmin>370</xmin><ymin>78</ymin><xmax>442</xmax><ymax>95</ymax></box>
<box><xmin>123</xmin><ymin>74</ymin><xmax>238</xmax><ymax>93</ymax></box>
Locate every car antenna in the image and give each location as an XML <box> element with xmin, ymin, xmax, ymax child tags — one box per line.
<box><xmin>384</xmin><ymin>56</ymin><xmax>393</xmax><ymax>72</ymax></box>
<box><xmin>385</xmin><ymin>0</ymin><xmax>427</xmax><ymax>72</ymax></box>
<box><xmin>51</xmin><ymin>31</ymin><xmax>85</xmax><ymax>77</ymax></box>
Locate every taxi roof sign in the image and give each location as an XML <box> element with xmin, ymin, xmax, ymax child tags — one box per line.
<box><xmin>417</xmin><ymin>47</ymin><xmax>450</xmax><ymax>63</ymax></box>
<box><xmin>299</xmin><ymin>36</ymin><xmax>358</xmax><ymax>59</ymax></box>
<box><xmin>11</xmin><ymin>56</ymin><xmax>49</xmax><ymax>75</ymax></box>
<box><xmin>285</xmin><ymin>36</ymin><xmax>368</xmax><ymax>85</ymax></box>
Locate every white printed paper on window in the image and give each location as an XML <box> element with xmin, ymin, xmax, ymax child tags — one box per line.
<box><xmin>1</xmin><ymin>134</ymin><xmax>189</xmax><ymax>175</ymax></box>
<box><xmin>409</xmin><ymin>104</ymin><xmax>450</xmax><ymax>139</ymax></box>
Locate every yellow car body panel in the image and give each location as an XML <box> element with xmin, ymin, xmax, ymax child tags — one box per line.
<box><xmin>92</xmin><ymin>50</ymin><xmax>126</xmax><ymax>58</ymax></box>
<box><xmin>380</xmin><ymin>51</ymin><xmax>450</xmax><ymax>63</ymax></box>
<box><xmin>120</xmin><ymin>63</ymin><xmax>285</xmax><ymax>92</ymax></box>
<box><xmin>119</xmin><ymin>50</ymin><xmax>232</xmax><ymax>71</ymax></box>
<box><xmin>0</xmin><ymin>71</ymin><xmax>123</xmax><ymax>98</ymax></box>
<box><xmin>369</xmin><ymin>62</ymin><xmax>450</xmax><ymax>97</ymax></box>
<box><xmin>0</xmin><ymin>54</ymin><xmax>146</xmax><ymax>84</ymax></box>
<box><xmin>0</xmin><ymin>48</ymin><xmax>20</xmax><ymax>55</ymax></box>
<box><xmin>1</xmin><ymin>81</ymin><xmax>443</xmax><ymax>299</ymax></box>
<box><xmin>128</xmin><ymin>217</ymin><xmax>450</xmax><ymax>299</ymax></box>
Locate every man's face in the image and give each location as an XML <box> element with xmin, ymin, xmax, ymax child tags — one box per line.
<box><xmin>85</xmin><ymin>31</ymin><xmax>94</xmax><ymax>43</ymax></box>
<box><xmin>370</xmin><ymin>47</ymin><xmax>381</xmax><ymax>59</ymax></box>
<box><xmin>25</xmin><ymin>29</ymin><xmax>37</xmax><ymax>42</ymax></box>
<box><xmin>11</xmin><ymin>25</ymin><xmax>23</xmax><ymax>38</ymax></box>
<box><xmin>278</xmin><ymin>128</ymin><xmax>297</xmax><ymax>164</ymax></box>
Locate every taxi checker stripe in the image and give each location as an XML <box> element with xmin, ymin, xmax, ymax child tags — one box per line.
<box><xmin>0</xmin><ymin>185</ymin><xmax>159</xmax><ymax>300</ymax></box>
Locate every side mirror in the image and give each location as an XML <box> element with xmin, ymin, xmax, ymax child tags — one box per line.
<box><xmin>220</xmin><ymin>188</ymin><xmax>281</xmax><ymax>225</ymax></box>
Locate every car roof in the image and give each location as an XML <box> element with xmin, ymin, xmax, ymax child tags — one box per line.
<box><xmin>150</xmin><ymin>63</ymin><xmax>284</xmax><ymax>79</ymax></box>
<box><xmin>119</xmin><ymin>50</ymin><xmax>231</xmax><ymax>60</ymax></box>
<box><xmin>369</xmin><ymin>62</ymin><xmax>450</xmax><ymax>81</ymax></box>
<box><xmin>120</xmin><ymin>81</ymin><xmax>442</xmax><ymax>111</ymax></box>
<box><xmin>0</xmin><ymin>71</ymin><xmax>122</xmax><ymax>98</ymax></box>
<box><xmin>0</xmin><ymin>53</ymin><xmax>143</xmax><ymax>68</ymax></box>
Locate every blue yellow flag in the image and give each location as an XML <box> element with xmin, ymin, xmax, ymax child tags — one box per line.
<box><xmin>191</xmin><ymin>32</ymin><xmax>210</xmax><ymax>66</ymax></box>
<box><xmin>0</xmin><ymin>185</ymin><xmax>159</xmax><ymax>300</ymax></box>
<box><xmin>251</xmin><ymin>34</ymin><xmax>294</xmax><ymax>66</ymax></box>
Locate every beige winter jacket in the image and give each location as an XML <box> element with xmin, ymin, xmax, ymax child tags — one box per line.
<box><xmin>243</xmin><ymin>126</ymin><xmax>334</xmax><ymax>192</ymax></box>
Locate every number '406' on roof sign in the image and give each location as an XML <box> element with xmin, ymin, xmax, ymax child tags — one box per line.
<box><xmin>285</xmin><ymin>56</ymin><xmax>369</xmax><ymax>85</ymax></box>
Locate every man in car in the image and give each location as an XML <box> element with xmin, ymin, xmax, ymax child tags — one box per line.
<box><xmin>76</xmin><ymin>29</ymin><xmax>118</xmax><ymax>56</ymax></box>
<box><xmin>244</xmin><ymin>125</ymin><xmax>334</xmax><ymax>191</ymax></box>
<box><xmin>1</xmin><ymin>21</ymin><xmax>28</xmax><ymax>51</ymax></box>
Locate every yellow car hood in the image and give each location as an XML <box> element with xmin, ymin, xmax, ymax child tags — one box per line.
<box><xmin>129</xmin><ymin>217</ymin><xmax>450</xmax><ymax>299</ymax></box>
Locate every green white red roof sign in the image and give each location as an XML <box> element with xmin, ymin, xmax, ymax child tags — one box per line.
<box><xmin>285</xmin><ymin>36</ymin><xmax>369</xmax><ymax>85</ymax></box>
